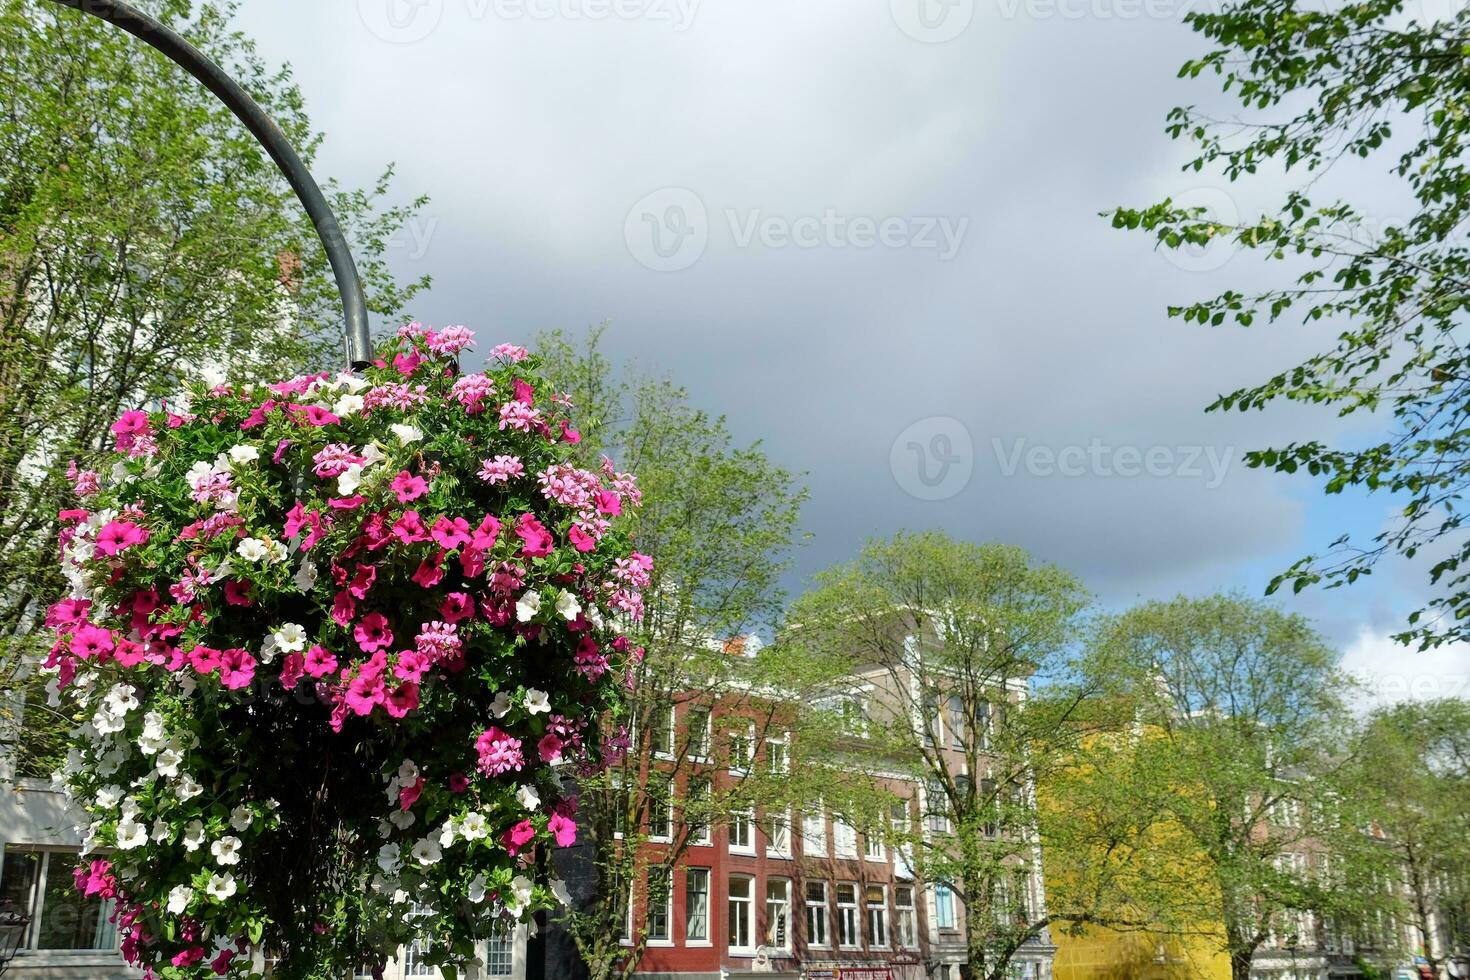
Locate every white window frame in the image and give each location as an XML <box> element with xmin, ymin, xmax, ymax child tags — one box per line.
<box><xmin>0</xmin><ymin>847</ymin><xmax>118</xmax><ymax>953</ymax></box>
<box><xmin>765</xmin><ymin>878</ymin><xmax>792</xmax><ymax>952</ymax></box>
<box><xmin>729</xmin><ymin>809</ymin><xmax>754</xmax><ymax>854</ymax></box>
<box><xmin>728</xmin><ymin>724</ymin><xmax>755</xmax><ymax>774</ymax></box>
<box><xmin>894</xmin><ymin>884</ymin><xmax>918</xmax><ymax>948</ymax></box>
<box><xmin>833</xmin><ymin>817</ymin><xmax>857</xmax><ymax>858</ymax></box>
<box><xmin>805</xmin><ymin>881</ymin><xmax>830</xmax><ymax>949</ymax></box>
<box><xmin>865</xmin><ymin>883</ymin><xmax>889</xmax><ymax>949</ymax></box>
<box><xmin>765</xmin><ymin>809</ymin><xmax>791</xmax><ymax>857</ymax></box>
<box><xmin>647</xmin><ymin>867</ymin><xmax>673</xmax><ymax>945</ymax></box>
<box><xmin>651</xmin><ymin>705</ymin><xmax>676</xmax><ymax>759</ymax></box>
<box><xmin>864</xmin><ymin>829</ymin><xmax>885</xmax><ymax>863</ymax></box>
<box><xmin>765</xmin><ymin>735</ymin><xmax>789</xmax><ymax>774</ymax></box>
<box><xmin>836</xmin><ymin>882</ymin><xmax>861</xmax><ymax>949</ymax></box>
<box><xmin>728</xmin><ymin>875</ymin><xmax>755</xmax><ymax>953</ymax></box>
<box><xmin>686</xmin><ymin>707</ymin><xmax>712</xmax><ymax>761</ymax></box>
<box><xmin>802</xmin><ymin>807</ymin><xmax>827</xmax><ymax>856</ymax></box>
<box><xmin>685</xmin><ymin>868</ymin><xmax>711</xmax><ymax>945</ymax></box>
<box><xmin>685</xmin><ymin>777</ymin><xmax>712</xmax><ymax>846</ymax></box>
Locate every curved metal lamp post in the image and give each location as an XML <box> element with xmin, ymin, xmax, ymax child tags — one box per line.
<box><xmin>42</xmin><ymin>0</ymin><xmax>372</xmax><ymax>370</ymax></box>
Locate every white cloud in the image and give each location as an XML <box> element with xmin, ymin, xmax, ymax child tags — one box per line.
<box><xmin>1340</xmin><ymin>628</ymin><xmax>1470</xmax><ymax>711</ymax></box>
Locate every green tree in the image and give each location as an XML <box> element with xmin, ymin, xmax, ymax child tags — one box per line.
<box><xmin>1109</xmin><ymin>0</ymin><xmax>1470</xmax><ymax>647</ymax></box>
<box><xmin>0</xmin><ymin>0</ymin><xmax>427</xmax><ymax>705</ymax></box>
<box><xmin>1348</xmin><ymin>699</ymin><xmax>1470</xmax><ymax>979</ymax></box>
<box><xmin>1084</xmin><ymin>595</ymin><xmax>1381</xmax><ymax>980</ymax></box>
<box><xmin>535</xmin><ymin>327</ymin><xmax>833</xmax><ymax>979</ymax></box>
<box><xmin>783</xmin><ymin>531</ymin><xmax>1095</xmax><ymax>980</ymax></box>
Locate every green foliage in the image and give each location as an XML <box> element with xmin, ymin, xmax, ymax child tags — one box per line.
<box><xmin>1076</xmin><ymin>595</ymin><xmax>1377</xmax><ymax>980</ymax></box>
<box><xmin>0</xmin><ymin>0</ymin><xmax>428</xmax><ymax>685</ymax></box>
<box><xmin>534</xmin><ymin>326</ymin><xmax>817</xmax><ymax>980</ymax></box>
<box><xmin>784</xmin><ymin>531</ymin><xmax>1094</xmax><ymax>980</ymax></box>
<box><xmin>1108</xmin><ymin>0</ymin><xmax>1470</xmax><ymax>647</ymax></box>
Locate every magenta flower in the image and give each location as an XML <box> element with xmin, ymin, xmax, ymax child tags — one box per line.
<box><xmin>354</xmin><ymin>612</ymin><xmax>393</xmax><ymax>653</ymax></box>
<box><xmin>502</xmin><ymin>818</ymin><xmax>536</xmax><ymax>856</ymax></box>
<box><xmin>391</xmin><ymin>471</ymin><xmax>429</xmax><ymax>502</ymax></box>
<box><xmin>537</xmin><ymin>732</ymin><xmax>564</xmax><ymax>763</ymax></box>
<box><xmin>478</xmin><ymin>454</ymin><xmax>524</xmax><ymax>484</ymax></box>
<box><xmin>279</xmin><ymin>652</ymin><xmax>305</xmax><ymax>689</ymax></box>
<box><xmin>94</xmin><ymin>519</ymin><xmax>149</xmax><ymax>557</ymax></box>
<box><xmin>391</xmin><ymin>511</ymin><xmax>431</xmax><ymax>545</ymax></box>
<box><xmin>398</xmin><ymin>776</ymin><xmax>426</xmax><ymax>811</ymax></box>
<box><xmin>384</xmin><ymin>683</ymin><xmax>419</xmax><ymax>718</ymax></box>
<box><xmin>348</xmin><ymin>563</ymin><xmax>377</xmax><ymax>600</ymax></box>
<box><xmin>69</xmin><ymin>625</ymin><xmax>115</xmax><ymax>661</ymax></box>
<box><xmin>432</xmin><ymin>516</ymin><xmax>471</xmax><ymax>551</ymax></box>
<box><xmin>304</xmin><ymin>645</ymin><xmax>338</xmax><ymax>678</ymax></box>
<box><xmin>439</xmin><ymin>592</ymin><xmax>473</xmax><ymax>624</ymax></box>
<box><xmin>568</xmin><ymin>525</ymin><xmax>597</xmax><ymax>553</ymax></box>
<box><xmin>393</xmin><ymin>650</ymin><xmax>430</xmax><ymax>683</ymax></box>
<box><xmin>548</xmin><ymin>812</ymin><xmax>577</xmax><ymax>847</ymax></box>
<box><xmin>514</xmin><ymin>513</ymin><xmax>554</xmax><ymax>558</ymax></box>
<box><xmin>345</xmin><ymin>674</ymin><xmax>384</xmax><ymax>715</ymax></box>
<box><xmin>219</xmin><ymin>648</ymin><xmax>257</xmax><ymax>690</ymax></box>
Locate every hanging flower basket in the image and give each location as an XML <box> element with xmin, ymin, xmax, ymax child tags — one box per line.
<box><xmin>43</xmin><ymin>325</ymin><xmax>648</xmax><ymax>979</ymax></box>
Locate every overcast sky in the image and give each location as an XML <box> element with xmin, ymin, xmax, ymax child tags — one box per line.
<box><xmin>230</xmin><ymin>0</ymin><xmax>1469</xmax><ymax>700</ymax></box>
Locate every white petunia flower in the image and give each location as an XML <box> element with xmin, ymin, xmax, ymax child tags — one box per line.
<box><xmin>410</xmin><ymin>838</ymin><xmax>442</xmax><ymax>866</ymax></box>
<box><xmin>333</xmin><ymin>393</ymin><xmax>365</xmax><ymax>417</ymax></box>
<box><xmin>390</xmin><ymin>423</ymin><xmax>423</xmax><ymax>444</ymax></box>
<box><xmin>467</xmin><ymin>874</ymin><xmax>487</xmax><ymax>904</ymax></box>
<box><xmin>490</xmin><ymin>691</ymin><xmax>512</xmax><ymax>718</ymax></box>
<box><xmin>151</xmin><ymin>819</ymin><xmax>171</xmax><ymax>843</ymax></box>
<box><xmin>115</xmin><ymin>820</ymin><xmax>147</xmax><ymax>850</ymax></box>
<box><xmin>337</xmin><ymin>464</ymin><xmax>363</xmax><ymax>496</ymax></box>
<box><xmin>228</xmin><ymin>445</ymin><xmax>260</xmax><ymax>465</ymax></box>
<box><xmin>181</xmin><ymin>820</ymin><xmax>206</xmax><ymax>852</ymax></box>
<box><xmin>516</xmin><ymin>784</ymin><xmax>541</xmax><ymax>811</ymax></box>
<box><xmin>155</xmin><ymin>746</ymin><xmax>183</xmax><ymax>778</ymax></box>
<box><xmin>388</xmin><ymin>809</ymin><xmax>416</xmax><ymax>831</ymax></box>
<box><xmin>265</xmin><ymin>539</ymin><xmax>290</xmax><ymax>564</ymax></box>
<box><xmin>272</xmin><ymin>623</ymin><xmax>307</xmax><ymax>653</ymax></box>
<box><xmin>94</xmin><ymin>785</ymin><xmax>123</xmax><ymax>810</ymax></box>
<box><xmin>554</xmin><ymin>592</ymin><xmax>581</xmax><ymax>621</ymax></box>
<box><xmin>397</xmin><ymin>759</ymin><xmax>419</xmax><ymax>783</ymax></box>
<box><xmin>376</xmin><ymin>844</ymin><xmax>402</xmax><ymax>876</ymax></box>
<box><xmin>230</xmin><ymin>806</ymin><xmax>253</xmax><ymax>832</ymax></box>
<box><xmin>211</xmin><ymin>836</ymin><xmax>242</xmax><ymax>866</ymax></box>
<box><xmin>459</xmin><ymin>812</ymin><xmax>489</xmax><ymax>840</ymax></box>
<box><xmin>551</xmin><ymin>878</ymin><xmax>572</xmax><ymax>907</ymax></box>
<box><xmin>438</xmin><ymin>818</ymin><xmax>460</xmax><ymax>848</ymax></box>
<box><xmin>205</xmin><ymin>873</ymin><xmax>237</xmax><ymax>902</ymax></box>
<box><xmin>236</xmin><ymin>538</ymin><xmax>268</xmax><ymax>562</ymax></box>
<box><xmin>293</xmin><ymin>559</ymin><xmax>318</xmax><ymax>592</ymax></box>
<box><xmin>524</xmin><ymin>689</ymin><xmax>551</xmax><ymax>715</ymax></box>
<box><xmin>515</xmin><ymin>590</ymin><xmax>541</xmax><ymax>623</ymax></box>
<box><xmin>167</xmin><ymin>884</ymin><xmax>192</xmax><ymax>915</ymax></box>
<box><xmin>176</xmin><ymin>775</ymin><xmax>203</xmax><ymax>801</ymax></box>
<box><xmin>510</xmin><ymin>874</ymin><xmax>534</xmax><ymax>907</ymax></box>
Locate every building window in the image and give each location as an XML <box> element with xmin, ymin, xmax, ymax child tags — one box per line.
<box><xmin>802</xmin><ymin>807</ymin><xmax>827</xmax><ymax>855</ymax></box>
<box><xmin>687</xmin><ymin>707</ymin><xmax>712</xmax><ymax>760</ymax></box>
<box><xmin>730</xmin><ymin>810</ymin><xmax>754</xmax><ymax>853</ymax></box>
<box><xmin>611</xmin><ymin>778</ymin><xmax>629</xmax><ymax>838</ymax></box>
<box><xmin>729</xmin><ymin>876</ymin><xmax>754</xmax><ymax>952</ymax></box>
<box><xmin>649</xmin><ymin>780</ymin><xmax>673</xmax><ymax>841</ymax></box>
<box><xmin>866</xmin><ymin>884</ymin><xmax>888</xmax><ymax>948</ymax></box>
<box><xmin>836</xmin><ymin>883</ymin><xmax>860</xmax><ymax>949</ymax></box>
<box><xmin>686</xmin><ymin>868</ymin><xmax>710</xmax><ymax>942</ymax></box>
<box><xmin>935</xmin><ymin>883</ymin><xmax>957</xmax><ymax>930</ymax></box>
<box><xmin>976</xmin><ymin>700</ymin><xmax>994</xmax><ymax>749</ymax></box>
<box><xmin>895</xmin><ymin>885</ymin><xmax>917</xmax><ymax>948</ymax></box>
<box><xmin>947</xmin><ymin>695</ymin><xmax>966</xmax><ymax>749</ymax></box>
<box><xmin>805</xmin><ymin>881</ymin><xmax>830</xmax><ymax>948</ymax></box>
<box><xmin>925</xmin><ymin>779</ymin><xmax>950</xmax><ymax>834</ymax></box>
<box><xmin>0</xmin><ymin>848</ymin><xmax>117</xmax><ymax>951</ymax></box>
<box><xmin>864</xmin><ymin>829</ymin><xmax>885</xmax><ymax>862</ymax></box>
<box><xmin>765</xmin><ymin>737</ymin><xmax>789</xmax><ymax>774</ymax></box>
<box><xmin>766</xmin><ymin>878</ymin><xmax>791</xmax><ymax>951</ymax></box>
<box><xmin>766</xmin><ymin>810</ymin><xmax>791</xmax><ymax>857</ymax></box>
<box><xmin>728</xmin><ymin>726</ymin><xmax>754</xmax><ymax>773</ymax></box>
<box><xmin>834</xmin><ymin>817</ymin><xmax>857</xmax><ymax>858</ymax></box>
<box><xmin>924</xmin><ymin>693</ymin><xmax>943</xmax><ymax>745</ymax></box>
<box><xmin>651</xmin><ymin>705</ymin><xmax>676</xmax><ymax>758</ymax></box>
<box><xmin>647</xmin><ymin>868</ymin><xmax>673</xmax><ymax>942</ymax></box>
<box><xmin>686</xmin><ymin>777</ymin><xmax>712</xmax><ymax>845</ymax></box>
<box><xmin>485</xmin><ymin>922</ymin><xmax>514</xmax><ymax>978</ymax></box>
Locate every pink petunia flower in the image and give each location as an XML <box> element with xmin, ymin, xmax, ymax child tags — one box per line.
<box><xmin>475</xmin><ymin>727</ymin><xmax>525</xmax><ymax>776</ymax></box>
<box><xmin>391</xmin><ymin>471</ymin><xmax>429</xmax><ymax>502</ymax></box>
<box><xmin>94</xmin><ymin>520</ymin><xmax>149</xmax><ymax>557</ymax></box>
<box><xmin>304</xmin><ymin>645</ymin><xmax>338</xmax><ymax>678</ymax></box>
<box><xmin>515</xmin><ymin>513</ymin><xmax>554</xmax><ymax>558</ymax></box>
<box><xmin>219</xmin><ymin>648</ymin><xmax>257</xmax><ymax>690</ymax></box>
<box><xmin>354</xmin><ymin>612</ymin><xmax>393</xmax><ymax>653</ymax></box>
<box><xmin>502</xmin><ymin>818</ymin><xmax>536</xmax><ymax>856</ymax></box>
<box><xmin>548</xmin><ymin>812</ymin><xmax>578</xmax><ymax>847</ymax></box>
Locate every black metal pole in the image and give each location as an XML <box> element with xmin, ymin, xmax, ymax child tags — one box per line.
<box><xmin>42</xmin><ymin>0</ymin><xmax>373</xmax><ymax>370</ymax></box>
